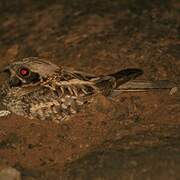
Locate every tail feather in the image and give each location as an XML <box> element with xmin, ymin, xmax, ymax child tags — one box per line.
<box><xmin>109</xmin><ymin>68</ymin><xmax>143</xmax><ymax>87</ymax></box>
<box><xmin>94</xmin><ymin>68</ymin><xmax>143</xmax><ymax>95</ymax></box>
<box><xmin>116</xmin><ymin>80</ymin><xmax>177</xmax><ymax>91</ymax></box>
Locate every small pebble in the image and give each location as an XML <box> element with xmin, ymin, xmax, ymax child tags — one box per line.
<box><xmin>169</xmin><ymin>87</ymin><xmax>178</xmax><ymax>95</ymax></box>
<box><xmin>0</xmin><ymin>166</ymin><xmax>21</xmax><ymax>180</ymax></box>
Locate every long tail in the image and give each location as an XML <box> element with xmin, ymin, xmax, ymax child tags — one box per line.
<box><xmin>116</xmin><ymin>80</ymin><xmax>177</xmax><ymax>91</ymax></box>
<box><xmin>109</xmin><ymin>68</ymin><xmax>143</xmax><ymax>87</ymax></box>
<box><xmin>110</xmin><ymin>69</ymin><xmax>177</xmax><ymax>91</ymax></box>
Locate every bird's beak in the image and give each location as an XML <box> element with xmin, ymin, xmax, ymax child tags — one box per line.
<box><xmin>0</xmin><ymin>66</ymin><xmax>11</xmax><ymax>83</ymax></box>
<box><xmin>0</xmin><ymin>70</ymin><xmax>5</xmax><ymax>74</ymax></box>
<box><xmin>0</xmin><ymin>64</ymin><xmax>11</xmax><ymax>74</ymax></box>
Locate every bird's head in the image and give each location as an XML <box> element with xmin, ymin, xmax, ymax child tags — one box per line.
<box><xmin>1</xmin><ymin>57</ymin><xmax>60</xmax><ymax>88</ymax></box>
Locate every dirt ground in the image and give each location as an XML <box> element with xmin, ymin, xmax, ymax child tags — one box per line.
<box><xmin>0</xmin><ymin>0</ymin><xmax>179</xmax><ymax>179</ymax></box>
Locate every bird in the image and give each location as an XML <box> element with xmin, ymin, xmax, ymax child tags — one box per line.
<box><xmin>0</xmin><ymin>57</ymin><xmax>163</xmax><ymax>123</ymax></box>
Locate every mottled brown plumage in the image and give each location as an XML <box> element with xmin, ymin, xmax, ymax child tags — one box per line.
<box><xmin>0</xmin><ymin>57</ymin><xmax>143</xmax><ymax>123</ymax></box>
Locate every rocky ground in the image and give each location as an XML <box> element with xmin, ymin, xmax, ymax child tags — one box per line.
<box><xmin>0</xmin><ymin>0</ymin><xmax>179</xmax><ymax>179</ymax></box>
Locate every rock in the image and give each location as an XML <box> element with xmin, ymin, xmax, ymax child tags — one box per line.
<box><xmin>169</xmin><ymin>86</ymin><xmax>178</xmax><ymax>95</ymax></box>
<box><xmin>0</xmin><ymin>163</ymin><xmax>21</xmax><ymax>180</ymax></box>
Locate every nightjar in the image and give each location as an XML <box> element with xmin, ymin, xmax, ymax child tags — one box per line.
<box><xmin>0</xmin><ymin>57</ymin><xmax>143</xmax><ymax>123</ymax></box>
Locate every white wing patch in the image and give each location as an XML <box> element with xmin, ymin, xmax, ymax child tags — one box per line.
<box><xmin>0</xmin><ymin>110</ymin><xmax>11</xmax><ymax>117</ymax></box>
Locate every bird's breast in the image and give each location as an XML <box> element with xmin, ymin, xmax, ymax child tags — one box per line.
<box><xmin>28</xmin><ymin>92</ymin><xmax>86</xmax><ymax>123</ymax></box>
<box><xmin>2</xmin><ymin>85</ymin><xmax>88</xmax><ymax>123</ymax></box>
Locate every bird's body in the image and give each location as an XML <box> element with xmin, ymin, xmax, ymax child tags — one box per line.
<box><xmin>0</xmin><ymin>57</ymin><xmax>143</xmax><ymax>123</ymax></box>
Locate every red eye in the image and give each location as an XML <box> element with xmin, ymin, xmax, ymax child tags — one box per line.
<box><xmin>20</xmin><ymin>68</ymin><xmax>29</xmax><ymax>76</ymax></box>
